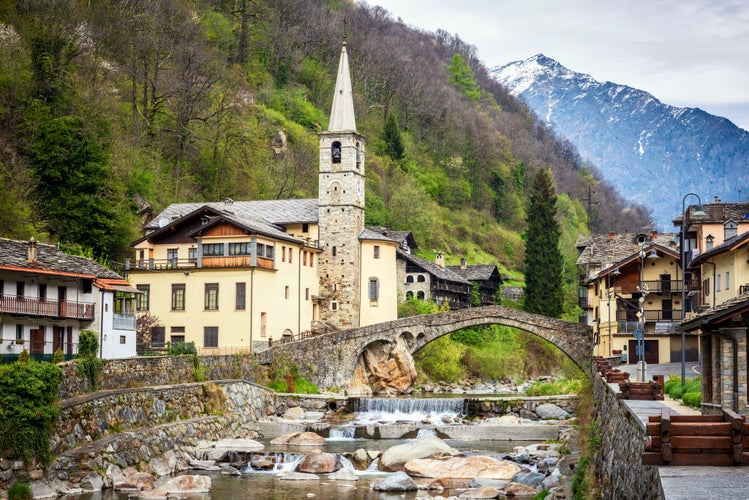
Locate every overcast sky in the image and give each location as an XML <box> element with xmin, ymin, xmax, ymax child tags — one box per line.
<box><xmin>369</xmin><ymin>0</ymin><xmax>749</xmax><ymax>130</ymax></box>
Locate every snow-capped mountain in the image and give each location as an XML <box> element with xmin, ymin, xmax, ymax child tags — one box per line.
<box><xmin>492</xmin><ymin>54</ymin><xmax>749</xmax><ymax>229</ymax></box>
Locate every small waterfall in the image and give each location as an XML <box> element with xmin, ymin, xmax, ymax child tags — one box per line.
<box><xmin>353</xmin><ymin>397</ymin><xmax>464</xmax><ymax>425</ymax></box>
<box><xmin>416</xmin><ymin>428</ymin><xmax>436</xmax><ymax>439</ymax></box>
<box><xmin>327</xmin><ymin>426</ymin><xmax>356</xmax><ymax>440</ymax></box>
<box><xmin>244</xmin><ymin>452</ymin><xmax>305</xmax><ymax>473</ymax></box>
<box><xmin>338</xmin><ymin>455</ymin><xmax>356</xmax><ymax>471</ymax></box>
<box><xmin>366</xmin><ymin>457</ymin><xmax>380</xmax><ymax>471</ymax></box>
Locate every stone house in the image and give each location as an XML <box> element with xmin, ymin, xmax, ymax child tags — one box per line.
<box><xmin>397</xmin><ymin>251</ymin><xmax>472</xmax><ymax>310</ymax></box>
<box><xmin>126</xmin><ymin>43</ymin><xmax>399</xmax><ymax>352</ymax></box>
<box><xmin>0</xmin><ymin>237</ymin><xmax>137</xmax><ymax>360</ymax></box>
<box><xmin>448</xmin><ymin>259</ymin><xmax>502</xmax><ymax>306</ymax></box>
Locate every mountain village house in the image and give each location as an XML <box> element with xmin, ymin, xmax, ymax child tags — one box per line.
<box><xmin>0</xmin><ymin>238</ymin><xmax>137</xmax><ymax>360</ymax></box>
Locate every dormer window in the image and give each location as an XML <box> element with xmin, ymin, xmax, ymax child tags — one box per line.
<box><xmin>332</xmin><ymin>141</ymin><xmax>342</xmax><ymax>164</ymax></box>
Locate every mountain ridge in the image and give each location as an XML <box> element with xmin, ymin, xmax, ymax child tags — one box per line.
<box><xmin>492</xmin><ymin>54</ymin><xmax>749</xmax><ymax>230</ymax></box>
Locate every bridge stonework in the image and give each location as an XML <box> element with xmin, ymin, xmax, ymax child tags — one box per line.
<box><xmin>257</xmin><ymin>305</ymin><xmax>592</xmax><ymax>391</ymax></box>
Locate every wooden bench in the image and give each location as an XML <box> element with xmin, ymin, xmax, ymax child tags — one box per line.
<box><xmin>618</xmin><ymin>375</ymin><xmax>664</xmax><ymax>400</ymax></box>
<box><xmin>643</xmin><ymin>408</ymin><xmax>748</xmax><ymax>465</ymax></box>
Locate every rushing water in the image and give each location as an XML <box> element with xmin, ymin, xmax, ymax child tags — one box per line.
<box><xmin>82</xmin><ymin>396</ymin><xmax>547</xmax><ymax>499</ymax></box>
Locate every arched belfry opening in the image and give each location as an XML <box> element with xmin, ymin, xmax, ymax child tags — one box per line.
<box><xmin>332</xmin><ymin>141</ymin><xmax>342</xmax><ymax>164</ymax></box>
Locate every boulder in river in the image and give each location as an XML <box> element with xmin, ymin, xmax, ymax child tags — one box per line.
<box><xmin>298</xmin><ymin>451</ymin><xmax>339</xmax><ymax>473</ymax></box>
<box><xmin>371</xmin><ymin>471</ymin><xmax>418</xmax><ymax>491</ymax></box>
<box><xmin>270</xmin><ymin>431</ymin><xmax>325</xmax><ymax>446</ymax></box>
<box><xmin>380</xmin><ymin>435</ymin><xmax>459</xmax><ymax>471</ymax></box>
<box><xmin>403</xmin><ymin>456</ymin><xmax>522</xmax><ymax>480</ymax></box>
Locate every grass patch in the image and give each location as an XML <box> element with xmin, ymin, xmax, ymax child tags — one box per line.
<box><xmin>527</xmin><ymin>378</ymin><xmax>583</xmax><ymax>396</ymax></box>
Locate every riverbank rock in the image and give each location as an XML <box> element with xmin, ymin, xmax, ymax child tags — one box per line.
<box><xmin>329</xmin><ymin>467</ymin><xmax>358</xmax><ymax>481</ymax></box>
<box><xmin>503</xmin><ymin>481</ymin><xmax>538</xmax><ymax>496</ymax></box>
<box><xmin>371</xmin><ymin>471</ymin><xmax>418</xmax><ymax>491</ymax></box>
<box><xmin>458</xmin><ymin>486</ymin><xmax>501</xmax><ymax>498</ymax></box>
<box><xmin>535</xmin><ymin>403</ymin><xmax>569</xmax><ymax>420</ymax></box>
<box><xmin>298</xmin><ymin>451</ymin><xmax>338</xmax><ymax>473</ymax></box>
<box><xmin>155</xmin><ymin>474</ymin><xmax>211</xmax><ymax>494</ymax></box>
<box><xmin>380</xmin><ymin>435</ymin><xmax>459</xmax><ymax>471</ymax></box>
<box><xmin>351</xmin><ymin>336</ymin><xmax>417</xmax><ymax>394</ymax></box>
<box><xmin>403</xmin><ymin>456</ymin><xmax>522</xmax><ymax>480</ymax></box>
<box><xmin>270</xmin><ymin>431</ymin><xmax>325</xmax><ymax>446</ymax></box>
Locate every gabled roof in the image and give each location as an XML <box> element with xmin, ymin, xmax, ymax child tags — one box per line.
<box><xmin>137</xmin><ymin>204</ymin><xmax>313</xmax><ymax>247</ymax></box>
<box><xmin>367</xmin><ymin>227</ymin><xmax>418</xmax><ymax>251</ymax></box>
<box><xmin>144</xmin><ymin>199</ymin><xmax>319</xmax><ymax>231</ymax></box>
<box><xmin>448</xmin><ymin>264</ymin><xmax>501</xmax><ymax>282</ymax></box>
<box><xmin>0</xmin><ymin>238</ymin><xmax>122</xmax><ymax>280</ymax></box>
<box><xmin>689</xmin><ymin>230</ymin><xmax>749</xmax><ymax>268</ymax></box>
<box><xmin>673</xmin><ymin>202</ymin><xmax>749</xmax><ymax>226</ymax></box>
<box><xmin>397</xmin><ymin>250</ymin><xmax>471</xmax><ymax>285</ymax></box>
<box><xmin>576</xmin><ymin>232</ymin><xmax>680</xmax><ymax>281</ymax></box>
<box><xmin>359</xmin><ymin>227</ymin><xmax>399</xmax><ymax>243</ymax></box>
<box><xmin>681</xmin><ymin>292</ymin><xmax>749</xmax><ymax>332</ymax></box>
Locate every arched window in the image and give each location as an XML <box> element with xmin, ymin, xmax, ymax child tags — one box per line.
<box><xmin>417</xmin><ymin>291</ymin><xmax>425</xmax><ymax>300</ymax></box>
<box><xmin>355</xmin><ymin>142</ymin><xmax>362</xmax><ymax>168</ymax></box>
<box><xmin>406</xmin><ymin>291</ymin><xmax>414</xmax><ymax>300</ymax></box>
<box><xmin>331</xmin><ymin>141</ymin><xmax>342</xmax><ymax>164</ymax></box>
<box><xmin>417</xmin><ymin>275</ymin><xmax>426</xmax><ymax>283</ymax></box>
<box><xmin>406</xmin><ymin>275</ymin><xmax>414</xmax><ymax>283</ymax></box>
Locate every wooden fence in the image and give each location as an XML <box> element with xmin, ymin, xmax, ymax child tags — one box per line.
<box><xmin>618</xmin><ymin>375</ymin><xmax>664</xmax><ymax>401</ymax></box>
<box><xmin>593</xmin><ymin>356</ymin><xmax>630</xmax><ymax>383</ymax></box>
<box><xmin>643</xmin><ymin>408</ymin><xmax>748</xmax><ymax>465</ymax></box>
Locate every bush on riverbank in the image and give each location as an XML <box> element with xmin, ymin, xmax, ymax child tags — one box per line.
<box><xmin>527</xmin><ymin>378</ymin><xmax>583</xmax><ymax>396</ymax></box>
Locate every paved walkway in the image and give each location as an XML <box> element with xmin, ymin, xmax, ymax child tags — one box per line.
<box><xmin>612</xmin><ymin>362</ymin><xmax>749</xmax><ymax>499</ymax></box>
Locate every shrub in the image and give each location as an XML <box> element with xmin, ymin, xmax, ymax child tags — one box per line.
<box><xmin>167</xmin><ymin>341</ymin><xmax>197</xmax><ymax>356</ymax></box>
<box><xmin>8</xmin><ymin>482</ymin><xmax>32</xmax><ymax>500</ymax></box>
<box><xmin>53</xmin><ymin>348</ymin><xmax>64</xmax><ymax>364</ymax></box>
<box><xmin>75</xmin><ymin>329</ymin><xmax>105</xmax><ymax>391</ymax></box>
<box><xmin>0</xmin><ymin>360</ymin><xmax>61</xmax><ymax>466</ymax></box>
<box><xmin>682</xmin><ymin>391</ymin><xmax>701</xmax><ymax>408</ymax></box>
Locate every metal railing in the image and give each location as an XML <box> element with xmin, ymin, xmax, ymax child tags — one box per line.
<box><xmin>0</xmin><ymin>295</ymin><xmax>95</xmax><ymax>321</ymax></box>
<box><xmin>616</xmin><ymin>309</ymin><xmax>684</xmax><ymax>323</ymax></box>
<box><xmin>113</xmin><ymin>313</ymin><xmax>136</xmax><ymax>330</ymax></box>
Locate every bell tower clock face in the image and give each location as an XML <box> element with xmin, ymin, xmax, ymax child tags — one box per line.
<box><xmin>356</xmin><ymin>179</ymin><xmax>363</xmax><ymax>201</ymax></box>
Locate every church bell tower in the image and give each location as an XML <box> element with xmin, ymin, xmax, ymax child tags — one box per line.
<box><xmin>318</xmin><ymin>42</ymin><xmax>366</xmax><ymax>329</ymax></box>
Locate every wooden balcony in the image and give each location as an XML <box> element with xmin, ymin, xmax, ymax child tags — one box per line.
<box><xmin>614</xmin><ymin>279</ymin><xmax>696</xmax><ymax>295</ymax></box>
<box><xmin>125</xmin><ymin>256</ymin><xmax>275</xmax><ymax>271</ymax></box>
<box><xmin>0</xmin><ymin>295</ymin><xmax>95</xmax><ymax>321</ymax></box>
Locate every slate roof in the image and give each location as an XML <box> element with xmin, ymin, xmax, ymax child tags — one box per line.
<box><xmin>359</xmin><ymin>228</ymin><xmax>399</xmax><ymax>243</ymax></box>
<box><xmin>398</xmin><ymin>250</ymin><xmax>471</xmax><ymax>285</ymax></box>
<box><xmin>368</xmin><ymin>227</ymin><xmax>418</xmax><ymax>251</ymax></box>
<box><xmin>145</xmin><ymin>199</ymin><xmax>319</xmax><ymax>231</ymax></box>
<box><xmin>0</xmin><ymin>238</ymin><xmax>122</xmax><ymax>279</ymax></box>
<box><xmin>689</xmin><ymin>230</ymin><xmax>749</xmax><ymax>268</ymax></box>
<box><xmin>681</xmin><ymin>292</ymin><xmax>749</xmax><ymax>332</ymax></box>
<box><xmin>187</xmin><ymin>209</ymin><xmax>306</xmax><ymax>245</ymax></box>
<box><xmin>448</xmin><ymin>264</ymin><xmax>499</xmax><ymax>282</ymax></box>
<box><xmin>575</xmin><ymin>232</ymin><xmax>680</xmax><ymax>272</ymax></box>
<box><xmin>672</xmin><ymin>202</ymin><xmax>749</xmax><ymax>226</ymax></box>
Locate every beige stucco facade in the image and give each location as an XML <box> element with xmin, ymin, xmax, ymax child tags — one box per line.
<box><xmin>359</xmin><ymin>239</ymin><xmax>399</xmax><ymax>326</ymax></box>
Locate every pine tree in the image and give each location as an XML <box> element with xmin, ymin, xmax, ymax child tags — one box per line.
<box><xmin>382</xmin><ymin>113</ymin><xmax>405</xmax><ymax>161</ymax></box>
<box><xmin>523</xmin><ymin>168</ymin><xmax>564</xmax><ymax>317</ymax></box>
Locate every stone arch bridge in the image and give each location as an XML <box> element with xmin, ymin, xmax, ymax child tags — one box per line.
<box><xmin>256</xmin><ymin>305</ymin><xmax>592</xmax><ymax>393</ymax></box>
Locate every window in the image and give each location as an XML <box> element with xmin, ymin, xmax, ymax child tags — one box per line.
<box><xmin>257</xmin><ymin>243</ymin><xmax>265</xmax><ymax>257</ymax></box>
<box><xmin>374</xmin><ymin>245</ymin><xmax>380</xmax><ymax>259</ymax></box>
<box><xmin>369</xmin><ymin>278</ymin><xmax>379</xmax><ymax>301</ymax></box>
<box><xmin>331</xmin><ymin>141</ymin><xmax>342</xmax><ymax>163</ymax></box>
<box><xmin>16</xmin><ymin>281</ymin><xmax>24</xmax><ymax>297</ymax></box>
<box><xmin>285</xmin><ymin>286</ymin><xmax>290</xmax><ymax>299</ymax></box>
<box><xmin>136</xmin><ymin>285</ymin><xmax>150</xmax><ymax>311</ymax></box>
<box><xmin>236</xmin><ymin>282</ymin><xmax>246</xmax><ymax>310</ymax></box>
<box><xmin>205</xmin><ymin>283</ymin><xmax>219</xmax><ymax>310</ymax></box>
<box><xmin>229</xmin><ymin>242</ymin><xmax>251</xmax><ymax>255</ymax></box>
<box><xmin>202</xmin><ymin>243</ymin><xmax>224</xmax><ymax>256</ymax></box>
<box><xmin>417</xmin><ymin>291</ymin><xmax>425</xmax><ymax>300</ymax></box>
<box><xmin>289</xmin><ymin>249</ymin><xmax>293</xmax><ymax>263</ymax></box>
<box><xmin>309</xmin><ymin>254</ymin><xmax>314</xmax><ymax>267</ymax></box>
<box><xmin>417</xmin><ymin>275</ymin><xmax>426</xmax><ymax>283</ymax></box>
<box><xmin>262</xmin><ymin>245</ymin><xmax>274</xmax><ymax>259</ymax></box>
<box><xmin>303</xmin><ymin>251</ymin><xmax>307</xmax><ymax>266</ymax></box>
<box><xmin>726</xmin><ymin>271</ymin><xmax>730</xmax><ymax>291</ymax></box>
<box><xmin>717</xmin><ymin>274</ymin><xmax>722</xmax><ymax>292</ymax></box>
<box><xmin>332</xmin><ymin>246</ymin><xmax>337</xmax><ymax>257</ymax></box>
<box><xmin>406</xmin><ymin>275</ymin><xmax>414</xmax><ymax>283</ymax></box>
<box><xmin>188</xmin><ymin>247</ymin><xmax>197</xmax><ymax>263</ymax></box>
<box><xmin>305</xmin><ymin>288</ymin><xmax>309</xmax><ymax>300</ymax></box>
<box><xmin>167</xmin><ymin>248</ymin><xmax>178</xmax><ymax>267</ymax></box>
<box><xmin>120</xmin><ymin>335</ymin><xmax>126</xmax><ymax>344</ymax></box>
<box><xmin>282</xmin><ymin>246</ymin><xmax>286</xmax><ymax>262</ymax></box>
<box><xmin>406</xmin><ymin>291</ymin><xmax>414</xmax><ymax>300</ymax></box>
<box><xmin>302</xmin><ymin>223</ymin><xmax>309</xmax><ymax>233</ymax></box>
<box><xmin>260</xmin><ymin>312</ymin><xmax>267</xmax><ymax>338</ymax></box>
<box><xmin>0</xmin><ymin>279</ymin><xmax>3</xmax><ymax>295</ymax></box>
<box><xmin>39</xmin><ymin>283</ymin><xmax>47</xmax><ymax>300</ymax></box>
<box><xmin>171</xmin><ymin>284</ymin><xmax>185</xmax><ymax>311</ymax></box>
<box><xmin>204</xmin><ymin>327</ymin><xmax>218</xmax><ymax>348</ymax></box>
<box><xmin>15</xmin><ymin>324</ymin><xmax>22</xmax><ymax>340</ymax></box>
<box><xmin>82</xmin><ymin>280</ymin><xmax>92</xmax><ymax>293</ymax></box>
<box><xmin>171</xmin><ymin>326</ymin><xmax>185</xmax><ymax>333</ymax></box>
<box><xmin>171</xmin><ymin>335</ymin><xmax>185</xmax><ymax>344</ymax></box>
<box><xmin>331</xmin><ymin>301</ymin><xmax>338</xmax><ymax>311</ymax></box>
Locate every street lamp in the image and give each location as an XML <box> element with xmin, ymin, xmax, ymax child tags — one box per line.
<box><xmin>680</xmin><ymin>193</ymin><xmax>706</xmax><ymax>387</ymax></box>
<box><xmin>607</xmin><ymin>267</ymin><xmax>620</xmax><ymax>357</ymax></box>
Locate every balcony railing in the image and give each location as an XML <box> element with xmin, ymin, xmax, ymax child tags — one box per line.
<box><xmin>125</xmin><ymin>256</ymin><xmax>275</xmax><ymax>271</ymax></box>
<box><xmin>113</xmin><ymin>313</ymin><xmax>136</xmax><ymax>331</ymax></box>
<box><xmin>740</xmin><ymin>284</ymin><xmax>749</xmax><ymax>295</ymax></box>
<box><xmin>613</xmin><ymin>279</ymin><xmax>697</xmax><ymax>295</ymax></box>
<box><xmin>616</xmin><ymin>309</ymin><xmax>684</xmax><ymax>323</ymax></box>
<box><xmin>0</xmin><ymin>295</ymin><xmax>94</xmax><ymax>321</ymax></box>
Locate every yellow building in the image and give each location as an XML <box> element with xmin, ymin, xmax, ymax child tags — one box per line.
<box><xmin>126</xmin><ymin>43</ymin><xmax>398</xmax><ymax>352</ymax></box>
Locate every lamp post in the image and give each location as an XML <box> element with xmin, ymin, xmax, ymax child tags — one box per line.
<box><xmin>607</xmin><ymin>268</ymin><xmax>620</xmax><ymax>357</ymax></box>
<box><xmin>680</xmin><ymin>193</ymin><xmax>706</xmax><ymax>387</ymax></box>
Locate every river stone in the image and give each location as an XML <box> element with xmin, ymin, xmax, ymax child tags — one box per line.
<box><xmin>503</xmin><ymin>481</ymin><xmax>538</xmax><ymax>496</ymax></box>
<box><xmin>469</xmin><ymin>478</ymin><xmax>509</xmax><ymax>490</ymax></box>
<box><xmin>371</xmin><ymin>471</ymin><xmax>418</xmax><ymax>491</ymax></box>
<box><xmin>156</xmin><ymin>474</ymin><xmax>211</xmax><ymax>493</ymax></box>
<box><xmin>283</xmin><ymin>406</ymin><xmax>306</xmax><ymax>420</ymax></box>
<box><xmin>351</xmin><ymin>448</ymin><xmax>369</xmax><ymax>469</ymax></box>
<box><xmin>80</xmin><ymin>471</ymin><xmax>104</xmax><ymax>492</ymax></box>
<box><xmin>270</xmin><ymin>431</ymin><xmax>325</xmax><ymax>446</ymax></box>
<box><xmin>542</xmin><ymin>472</ymin><xmax>561</xmax><ymax>490</ymax></box>
<box><xmin>298</xmin><ymin>451</ymin><xmax>338</xmax><ymax>473</ymax></box>
<box><xmin>277</xmin><ymin>471</ymin><xmax>320</xmax><ymax>481</ymax></box>
<box><xmin>329</xmin><ymin>467</ymin><xmax>358</xmax><ymax>481</ymax></box>
<box><xmin>380</xmin><ymin>435</ymin><xmax>459</xmax><ymax>471</ymax></box>
<box><xmin>403</xmin><ymin>456</ymin><xmax>522</xmax><ymax>480</ymax></box>
<box><xmin>50</xmin><ymin>477</ymin><xmax>83</xmax><ymax>496</ymax></box>
<box><xmin>513</xmin><ymin>471</ymin><xmax>545</xmax><ymax>489</ymax></box>
<box><xmin>459</xmin><ymin>486</ymin><xmax>500</xmax><ymax>499</ymax></box>
<box><xmin>30</xmin><ymin>480</ymin><xmax>56</xmax><ymax>499</ymax></box>
<box><xmin>535</xmin><ymin>403</ymin><xmax>569</xmax><ymax>420</ymax></box>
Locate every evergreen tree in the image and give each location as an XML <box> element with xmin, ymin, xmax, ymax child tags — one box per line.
<box><xmin>382</xmin><ymin>113</ymin><xmax>405</xmax><ymax>161</ymax></box>
<box><xmin>523</xmin><ymin>168</ymin><xmax>564</xmax><ymax>317</ymax></box>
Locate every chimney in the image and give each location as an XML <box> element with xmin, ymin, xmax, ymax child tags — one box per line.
<box><xmin>435</xmin><ymin>252</ymin><xmax>445</xmax><ymax>269</ymax></box>
<box><xmin>651</xmin><ymin>230</ymin><xmax>658</xmax><ymax>241</ymax></box>
<box><xmin>460</xmin><ymin>258</ymin><xmax>467</xmax><ymax>270</ymax></box>
<box><xmin>28</xmin><ymin>237</ymin><xmax>37</xmax><ymax>263</ymax></box>
<box><xmin>608</xmin><ymin>232</ymin><xmax>615</xmax><ymax>240</ymax></box>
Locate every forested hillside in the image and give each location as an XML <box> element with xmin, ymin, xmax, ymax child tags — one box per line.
<box><xmin>0</xmin><ymin>0</ymin><xmax>651</xmax><ymax>278</ymax></box>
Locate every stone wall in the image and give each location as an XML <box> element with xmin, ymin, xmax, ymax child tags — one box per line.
<box><xmin>591</xmin><ymin>372</ymin><xmax>663</xmax><ymax>499</ymax></box>
<box><xmin>58</xmin><ymin>354</ymin><xmax>264</xmax><ymax>398</ymax></box>
<box><xmin>464</xmin><ymin>394</ymin><xmax>578</xmax><ymax>417</ymax></box>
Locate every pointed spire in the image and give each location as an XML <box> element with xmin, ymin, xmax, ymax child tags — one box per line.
<box><xmin>328</xmin><ymin>42</ymin><xmax>356</xmax><ymax>132</ymax></box>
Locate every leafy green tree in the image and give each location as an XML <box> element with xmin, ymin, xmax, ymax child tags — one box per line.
<box><xmin>523</xmin><ymin>168</ymin><xmax>564</xmax><ymax>317</ymax></box>
<box><xmin>381</xmin><ymin>113</ymin><xmax>404</xmax><ymax>161</ymax></box>
<box><xmin>446</xmin><ymin>53</ymin><xmax>482</xmax><ymax>100</ymax></box>
<box><xmin>76</xmin><ymin>329</ymin><xmax>105</xmax><ymax>391</ymax></box>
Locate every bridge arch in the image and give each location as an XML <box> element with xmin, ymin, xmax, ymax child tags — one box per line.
<box><xmin>259</xmin><ymin>305</ymin><xmax>592</xmax><ymax>393</ymax></box>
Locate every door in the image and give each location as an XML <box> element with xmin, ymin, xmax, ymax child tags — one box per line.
<box><xmin>30</xmin><ymin>328</ymin><xmax>45</xmax><ymax>354</ymax></box>
<box><xmin>58</xmin><ymin>286</ymin><xmax>67</xmax><ymax>317</ymax></box>
<box><xmin>67</xmin><ymin>327</ymin><xmax>73</xmax><ymax>355</ymax></box>
<box><xmin>53</xmin><ymin>326</ymin><xmax>64</xmax><ymax>353</ymax></box>
<box><xmin>660</xmin><ymin>273</ymin><xmax>671</xmax><ymax>293</ymax></box>
<box><xmin>628</xmin><ymin>339</ymin><xmax>659</xmax><ymax>364</ymax></box>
